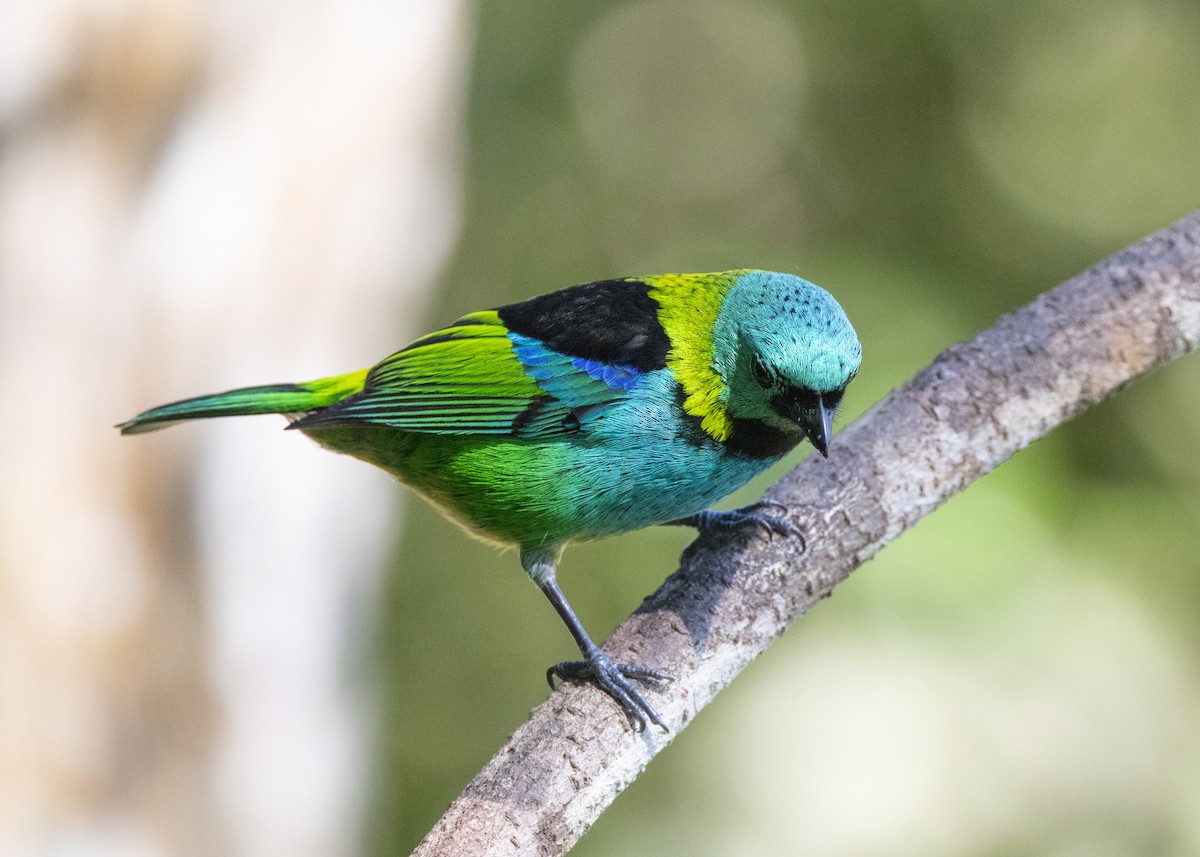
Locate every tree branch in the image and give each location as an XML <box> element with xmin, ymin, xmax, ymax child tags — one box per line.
<box><xmin>412</xmin><ymin>211</ymin><xmax>1200</xmax><ymax>857</ymax></box>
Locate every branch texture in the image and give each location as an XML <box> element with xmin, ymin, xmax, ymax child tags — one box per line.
<box><xmin>413</xmin><ymin>211</ymin><xmax>1200</xmax><ymax>856</ymax></box>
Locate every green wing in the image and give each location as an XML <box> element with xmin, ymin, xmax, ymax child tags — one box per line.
<box><xmin>288</xmin><ymin>310</ymin><xmax>642</xmax><ymax>438</ymax></box>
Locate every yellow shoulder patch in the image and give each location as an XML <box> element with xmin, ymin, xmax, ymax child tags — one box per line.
<box><xmin>646</xmin><ymin>271</ymin><xmax>746</xmax><ymax>443</ymax></box>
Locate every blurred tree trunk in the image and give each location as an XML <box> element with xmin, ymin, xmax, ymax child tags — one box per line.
<box><xmin>0</xmin><ymin>3</ymin><xmax>466</xmax><ymax>855</ymax></box>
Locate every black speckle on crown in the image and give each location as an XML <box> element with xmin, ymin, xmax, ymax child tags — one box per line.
<box><xmin>497</xmin><ymin>279</ymin><xmax>670</xmax><ymax>371</ymax></box>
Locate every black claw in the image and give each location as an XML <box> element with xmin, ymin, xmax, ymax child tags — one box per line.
<box><xmin>532</xmin><ymin>560</ymin><xmax>673</xmax><ymax>733</ymax></box>
<box><xmin>548</xmin><ymin>651</ymin><xmax>672</xmax><ymax>732</ymax></box>
<box><xmin>670</xmin><ymin>501</ymin><xmax>807</xmax><ymax>550</ymax></box>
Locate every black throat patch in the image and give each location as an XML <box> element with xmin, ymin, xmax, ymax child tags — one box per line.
<box><xmin>672</xmin><ymin>385</ymin><xmax>802</xmax><ymax>460</ymax></box>
<box><xmin>725</xmin><ymin>418</ymin><xmax>803</xmax><ymax>459</ymax></box>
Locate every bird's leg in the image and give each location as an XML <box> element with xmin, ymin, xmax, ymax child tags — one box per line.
<box><xmin>665</xmin><ymin>500</ymin><xmax>806</xmax><ymax>549</ymax></box>
<box><xmin>524</xmin><ymin>551</ymin><xmax>670</xmax><ymax>732</ymax></box>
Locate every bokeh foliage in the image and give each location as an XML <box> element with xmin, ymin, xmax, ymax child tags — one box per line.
<box><xmin>369</xmin><ymin>2</ymin><xmax>1200</xmax><ymax>854</ymax></box>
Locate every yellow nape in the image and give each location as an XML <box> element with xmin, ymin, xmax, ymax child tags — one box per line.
<box><xmin>646</xmin><ymin>271</ymin><xmax>745</xmax><ymax>443</ymax></box>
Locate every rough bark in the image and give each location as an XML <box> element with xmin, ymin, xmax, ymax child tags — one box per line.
<box><xmin>412</xmin><ymin>211</ymin><xmax>1200</xmax><ymax>856</ymax></box>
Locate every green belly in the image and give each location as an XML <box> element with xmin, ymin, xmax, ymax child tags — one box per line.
<box><xmin>300</xmin><ymin>421</ymin><xmax>779</xmax><ymax>551</ymax></box>
<box><xmin>300</xmin><ymin>424</ymin><xmax>579</xmax><ymax>547</ymax></box>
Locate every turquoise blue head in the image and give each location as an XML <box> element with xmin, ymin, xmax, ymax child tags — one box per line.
<box><xmin>715</xmin><ymin>270</ymin><xmax>861</xmax><ymax>456</ymax></box>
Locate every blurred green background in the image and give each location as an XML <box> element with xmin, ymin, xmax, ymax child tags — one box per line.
<box><xmin>369</xmin><ymin>1</ymin><xmax>1200</xmax><ymax>855</ymax></box>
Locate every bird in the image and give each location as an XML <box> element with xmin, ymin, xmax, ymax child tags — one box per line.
<box><xmin>119</xmin><ymin>269</ymin><xmax>861</xmax><ymax>731</ymax></box>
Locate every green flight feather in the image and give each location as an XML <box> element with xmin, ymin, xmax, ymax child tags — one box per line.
<box><xmin>117</xmin><ymin>371</ymin><xmax>368</xmax><ymax>434</ymax></box>
<box><xmin>289</xmin><ymin>310</ymin><xmax>632</xmax><ymax>438</ymax></box>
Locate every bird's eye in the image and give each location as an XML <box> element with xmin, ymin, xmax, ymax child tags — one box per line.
<box><xmin>750</xmin><ymin>354</ymin><xmax>774</xmax><ymax>388</ymax></box>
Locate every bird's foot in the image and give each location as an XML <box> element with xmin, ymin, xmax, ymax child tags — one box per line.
<box><xmin>547</xmin><ymin>651</ymin><xmax>672</xmax><ymax>733</ymax></box>
<box><xmin>669</xmin><ymin>501</ymin><xmax>806</xmax><ymax>549</ymax></box>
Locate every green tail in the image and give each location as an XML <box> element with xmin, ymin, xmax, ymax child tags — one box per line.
<box><xmin>118</xmin><ymin>370</ymin><xmax>368</xmax><ymax>435</ymax></box>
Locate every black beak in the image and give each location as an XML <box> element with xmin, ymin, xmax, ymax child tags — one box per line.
<box><xmin>798</xmin><ymin>395</ymin><xmax>834</xmax><ymax>459</ymax></box>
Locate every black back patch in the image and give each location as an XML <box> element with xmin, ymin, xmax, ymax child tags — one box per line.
<box><xmin>497</xmin><ymin>279</ymin><xmax>670</xmax><ymax>371</ymax></box>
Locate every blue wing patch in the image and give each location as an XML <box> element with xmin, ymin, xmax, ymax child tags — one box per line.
<box><xmin>507</xmin><ymin>333</ymin><xmax>642</xmax><ymax>408</ymax></box>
